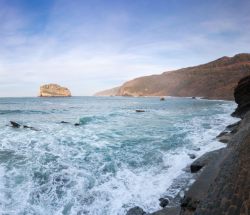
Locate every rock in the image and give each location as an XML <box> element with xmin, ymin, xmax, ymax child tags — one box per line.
<box><xmin>136</xmin><ymin>109</ymin><xmax>145</xmax><ymax>112</ymax></box>
<box><xmin>126</xmin><ymin>206</ymin><xmax>146</xmax><ymax>215</ymax></box>
<box><xmin>61</xmin><ymin>121</ymin><xmax>70</xmax><ymax>124</ymax></box>
<box><xmin>39</xmin><ymin>84</ymin><xmax>71</xmax><ymax>97</ymax></box>
<box><xmin>216</xmin><ymin>131</ymin><xmax>232</xmax><ymax>143</ymax></box>
<box><xmin>188</xmin><ymin>154</ymin><xmax>196</xmax><ymax>159</ymax></box>
<box><xmin>226</xmin><ymin>121</ymin><xmax>241</xmax><ymax>130</ymax></box>
<box><xmin>159</xmin><ymin>198</ymin><xmax>169</xmax><ymax>208</ymax></box>
<box><xmin>74</xmin><ymin>123</ymin><xmax>80</xmax><ymax>126</ymax></box>
<box><xmin>192</xmin><ymin>147</ymin><xmax>201</xmax><ymax>151</ymax></box>
<box><xmin>180</xmin><ymin>196</ymin><xmax>199</xmax><ymax>211</ymax></box>
<box><xmin>150</xmin><ymin>206</ymin><xmax>181</xmax><ymax>215</ymax></box>
<box><xmin>190</xmin><ymin>149</ymin><xmax>224</xmax><ymax>173</ymax></box>
<box><xmin>192</xmin><ymin>97</ymin><xmax>196</xmax><ymax>99</ymax></box>
<box><xmin>23</xmin><ymin>125</ymin><xmax>40</xmax><ymax>131</ymax></box>
<box><xmin>10</xmin><ymin>121</ymin><xmax>21</xmax><ymax>128</ymax></box>
<box><xmin>160</xmin><ymin>97</ymin><xmax>165</xmax><ymax>101</ymax></box>
<box><xmin>232</xmin><ymin>75</ymin><xmax>250</xmax><ymax>118</ymax></box>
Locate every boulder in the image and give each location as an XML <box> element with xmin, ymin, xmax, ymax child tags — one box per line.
<box><xmin>160</xmin><ymin>97</ymin><xmax>165</xmax><ymax>101</ymax></box>
<box><xmin>126</xmin><ymin>206</ymin><xmax>146</xmax><ymax>215</ymax></box>
<box><xmin>159</xmin><ymin>198</ymin><xmax>169</xmax><ymax>208</ymax></box>
<box><xmin>232</xmin><ymin>75</ymin><xmax>250</xmax><ymax>118</ymax></box>
<box><xmin>39</xmin><ymin>84</ymin><xmax>71</xmax><ymax>97</ymax></box>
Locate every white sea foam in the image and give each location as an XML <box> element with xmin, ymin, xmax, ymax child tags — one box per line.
<box><xmin>0</xmin><ymin>97</ymin><xmax>237</xmax><ymax>214</ymax></box>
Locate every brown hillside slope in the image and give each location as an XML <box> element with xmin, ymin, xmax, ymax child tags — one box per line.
<box><xmin>94</xmin><ymin>86</ymin><xmax>120</xmax><ymax>96</ymax></box>
<box><xmin>112</xmin><ymin>53</ymin><xmax>250</xmax><ymax>100</ymax></box>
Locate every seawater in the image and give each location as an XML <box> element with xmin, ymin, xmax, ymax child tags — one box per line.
<box><xmin>0</xmin><ymin>96</ymin><xmax>238</xmax><ymax>215</ymax></box>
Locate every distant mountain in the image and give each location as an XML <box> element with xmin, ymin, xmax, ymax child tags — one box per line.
<box><xmin>95</xmin><ymin>53</ymin><xmax>250</xmax><ymax>100</ymax></box>
<box><xmin>39</xmin><ymin>84</ymin><xmax>71</xmax><ymax>97</ymax></box>
<box><xmin>94</xmin><ymin>86</ymin><xmax>120</xmax><ymax>96</ymax></box>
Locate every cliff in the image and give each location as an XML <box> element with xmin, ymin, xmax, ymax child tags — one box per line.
<box><xmin>96</xmin><ymin>53</ymin><xmax>250</xmax><ymax>100</ymax></box>
<box><xmin>126</xmin><ymin>76</ymin><xmax>250</xmax><ymax>215</ymax></box>
<box><xmin>39</xmin><ymin>84</ymin><xmax>71</xmax><ymax>97</ymax></box>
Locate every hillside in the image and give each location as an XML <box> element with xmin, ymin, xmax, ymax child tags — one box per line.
<box><xmin>94</xmin><ymin>86</ymin><xmax>120</xmax><ymax>96</ymax></box>
<box><xmin>96</xmin><ymin>53</ymin><xmax>250</xmax><ymax>100</ymax></box>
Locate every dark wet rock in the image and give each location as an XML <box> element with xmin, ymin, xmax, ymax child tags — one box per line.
<box><xmin>60</xmin><ymin>121</ymin><xmax>70</xmax><ymax>124</ymax></box>
<box><xmin>74</xmin><ymin>123</ymin><xmax>80</xmax><ymax>126</ymax></box>
<box><xmin>226</xmin><ymin>121</ymin><xmax>241</xmax><ymax>130</ymax></box>
<box><xmin>150</xmin><ymin>206</ymin><xmax>181</xmax><ymax>215</ymax></box>
<box><xmin>159</xmin><ymin>198</ymin><xmax>169</xmax><ymax>208</ymax></box>
<box><xmin>216</xmin><ymin>131</ymin><xmax>232</xmax><ymax>143</ymax></box>
<box><xmin>136</xmin><ymin>110</ymin><xmax>145</xmax><ymax>113</ymax></box>
<box><xmin>192</xmin><ymin>97</ymin><xmax>196</xmax><ymax>99</ymax></box>
<box><xmin>232</xmin><ymin>75</ymin><xmax>250</xmax><ymax>118</ymax></box>
<box><xmin>181</xmin><ymin>196</ymin><xmax>199</xmax><ymax>211</ymax></box>
<box><xmin>126</xmin><ymin>206</ymin><xmax>146</xmax><ymax>215</ymax></box>
<box><xmin>188</xmin><ymin>154</ymin><xmax>196</xmax><ymax>159</ymax></box>
<box><xmin>160</xmin><ymin>97</ymin><xmax>165</xmax><ymax>101</ymax></box>
<box><xmin>190</xmin><ymin>149</ymin><xmax>224</xmax><ymax>173</ymax></box>
<box><xmin>23</xmin><ymin>125</ymin><xmax>40</xmax><ymax>131</ymax></box>
<box><xmin>10</xmin><ymin>121</ymin><xmax>21</xmax><ymax>128</ymax></box>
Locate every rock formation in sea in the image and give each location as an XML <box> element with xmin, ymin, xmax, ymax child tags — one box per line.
<box><xmin>96</xmin><ymin>53</ymin><xmax>250</xmax><ymax>100</ymax></box>
<box><xmin>39</xmin><ymin>84</ymin><xmax>71</xmax><ymax>97</ymax></box>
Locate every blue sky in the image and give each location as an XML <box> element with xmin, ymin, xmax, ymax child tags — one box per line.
<box><xmin>0</xmin><ymin>0</ymin><xmax>249</xmax><ymax>96</ymax></box>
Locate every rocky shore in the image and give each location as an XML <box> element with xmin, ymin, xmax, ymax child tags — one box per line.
<box><xmin>127</xmin><ymin>75</ymin><xmax>250</xmax><ymax>215</ymax></box>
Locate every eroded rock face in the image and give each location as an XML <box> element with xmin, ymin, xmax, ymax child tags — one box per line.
<box><xmin>232</xmin><ymin>75</ymin><xmax>250</xmax><ymax>118</ymax></box>
<box><xmin>39</xmin><ymin>84</ymin><xmax>71</xmax><ymax>97</ymax></box>
<box><xmin>95</xmin><ymin>53</ymin><xmax>250</xmax><ymax>100</ymax></box>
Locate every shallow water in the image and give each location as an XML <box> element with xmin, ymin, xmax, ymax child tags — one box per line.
<box><xmin>0</xmin><ymin>96</ymin><xmax>237</xmax><ymax>215</ymax></box>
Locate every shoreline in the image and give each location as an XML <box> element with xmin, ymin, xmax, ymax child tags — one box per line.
<box><xmin>127</xmin><ymin>76</ymin><xmax>250</xmax><ymax>215</ymax></box>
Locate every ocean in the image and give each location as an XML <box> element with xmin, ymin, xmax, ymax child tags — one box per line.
<box><xmin>0</xmin><ymin>96</ymin><xmax>237</xmax><ymax>215</ymax></box>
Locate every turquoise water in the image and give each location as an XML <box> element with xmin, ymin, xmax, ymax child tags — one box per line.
<box><xmin>0</xmin><ymin>97</ymin><xmax>237</xmax><ymax>215</ymax></box>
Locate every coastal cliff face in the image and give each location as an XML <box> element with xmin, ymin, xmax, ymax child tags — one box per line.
<box><xmin>232</xmin><ymin>76</ymin><xmax>250</xmax><ymax>118</ymax></box>
<box><xmin>96</xmin><ymin>53</ymin><xmax>250</xmax><ymax>100</ymax></box>
<box><xmin>39</xmin><ymin>84</ymin><xmax>71</xmax><ymax>97</ymax></box>
<box><xmin>177</xmin><ymin>75</ymin><xmax>250</xmax><ymax>215</ymax></box>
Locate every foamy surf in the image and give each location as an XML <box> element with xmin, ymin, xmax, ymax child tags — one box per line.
<box><xmin>0</xmin><ymin>97</ymin><xmax>237</xmax><ymax>214</ymax></box>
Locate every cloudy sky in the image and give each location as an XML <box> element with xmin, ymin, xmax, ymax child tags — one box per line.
<box><xmin>0</xmin><ymin>0</ymin><xmax>249</xmax><ymax>96</ymax></box>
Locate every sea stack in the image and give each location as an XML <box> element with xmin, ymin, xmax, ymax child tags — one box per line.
<box><xmin>39</xmin><ymin>84</ymin><xmax>71</xmax><ymax>97</ymax></box>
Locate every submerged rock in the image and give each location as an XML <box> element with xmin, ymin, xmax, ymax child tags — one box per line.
<box><xmin>160</xmin><ymin>97</ymin><xmax>165</xmax><ymax>101</ymax></box>
<box><xmin>126</xmin><ymin>206</ymin><xmax>146</xmax><ymax>215</ymax></box>
<box><xmin>39</xmin><ymin>84</ymin><xmax>71</xmax><ymax>97</ymax></box>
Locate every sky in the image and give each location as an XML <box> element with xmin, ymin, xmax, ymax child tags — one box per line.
<box><xmin>0</xmin><ymin>0</ymin><xmax>249</xmax><ymax>97</ymax></box>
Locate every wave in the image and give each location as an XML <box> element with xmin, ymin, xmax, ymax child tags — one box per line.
<box><xmin>0</xmin><ymin>109</ymin><xmax>49</xmax><ymax>115</ymax></box>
